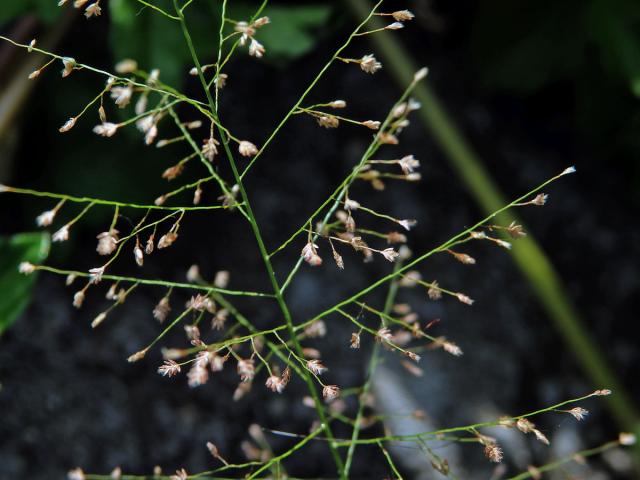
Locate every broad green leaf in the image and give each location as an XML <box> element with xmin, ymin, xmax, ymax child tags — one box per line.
<box><xmin>0</xmin><ymin>232</ymin><xmax>51</xmax><ymax>335</ymax></box>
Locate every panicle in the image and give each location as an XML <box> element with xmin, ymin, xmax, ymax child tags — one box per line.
<box><xmin>158</xmin><ymin>359</ymin><xmax>181</xmax><ymax>377</ymax></box>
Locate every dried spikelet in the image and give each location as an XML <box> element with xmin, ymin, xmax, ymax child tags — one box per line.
<box><xmin>322</xmin><ymin>385</ymin><xmax>340</xmax><ymax>402</ymax></box>
<box><xmin>360</xmin><ymin>54</ymin><xmax>382</xmax><ymax>74</ymax></box>
<box><xmin>127</xmin><ymin>347</ymin><xmax>149</xmax><ymax>363</ymax></box>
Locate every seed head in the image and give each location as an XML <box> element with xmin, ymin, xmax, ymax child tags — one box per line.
<box><xmin>350</xmin><ymin>332</ymin><xmax>361</xmax><ymax>349</ymax></box>
<box><xmin>134</xmin><ymin>245</ymin><xmax>144</xmax><ymax>266</ymax></box>
<box><xmin>619</xmin><ymin>432</ymin><xmax>636</xmax><ymax>446</ymax></box>
<box><xmin>397</xmin><ymin>219</ymin><xmax>417</xmax><ymax>231</ymax></box>
<box><xmin>238</xmin><ymin>140</ymin><xmax>258</xmax><ymax>157</ymax></box>
<box><xmin>507</xmin><ymin>221</ymin><xmax>526</xmax><ymax>239</ymax></box>
<box><xmin>237</xmin><ymin>358</ymin><xmax>255</xmax><ymax>382</ymax></box>
<box><xmin>305</xmin><ymin>320</ymin><xmax>327</xmax><ymax>338</ymax></box>
<box><xmin>96</xmin><ymin>230</ymin><xmax>119</xmax><ymax>256</ymax></box>
<box><xmin>19</xmin><ymin>262</ymin><xmax>36</xmax><ymax>274</ymax></box>
<box><xmin>399</xmin><ymin>154</ymin><xmax>420</xmax><ymax>174</ymax></box>
<box><xmin>170</xmin><ymin>468</ymin><xmax>188</xmax><ymax>480</ymax></box>
<box><xmin>93</xmin><ymin>122</ymin><xmax>118</xmax><ymax>137</ymax></box>
<box><xmin>531</xmin><ymin>193</ymin><xmax>548</xmax><ymax>206</ymax></box>
<box><xmin>381</xmin><ymin>248</ymin><xmax>399</xmax><ymax>262</ymax></box>
<box><xmin>455</xmin><ymin>292</ymin><xmax>474</xmax><ymax>305</ymax></box>
<box><xmin>592</xmin><ymin>389</ymin><xmax>612</xmax><ymax>396</ymax></box>
<box><xmin>52</xmin><ymin>225</ymin><xmax>70</xmax><ymax>242</ymax></box>
<box><xmin>360</xmin><ymin>54</ymin><xmax>382</xmax><ymax>74</ymax></box>
<box><xmin>329</xmin><ymin>100</ymin><xmax>346</xmax><ymax>108</ymax></box>
<box><xmin>307</xmin><ymin>359</ymin><xmax>328</xmax><ymax>375</ymax></box>
<box><xmin>427</xmin><ymin>281</ymin><xmax>442</xmax><ymax>300</ymax></box>
<box><xmin>363</xmin><ymin>120</ymin><xmax>381</xmax><ymax>130</ymax></box>
<box><xmin>158</xmin><ymin>232</ymin><xmax>178</xmax><ymax>249</ymax></box>
<box><xmin>153</xmin><ymin>297</ymin><xmax>171</xmax><ymax>323</ymax></box>
<box><xmin>114</xmin><ymin>59</ymin><xmax>137</xmax><ymax>74</ymax></box>
<box><xmin>249</xmin><ymin>39</ymin><xmax>265</xmax><ymax>58</ymax></box>
<box><xmin>265</xmin><ymin>375</ymin><xmax>284</xmax><ymax>393</ymax></box>
<box><xmin>322</xmin><ymin>385</ymin><xmax>340</xmax><ymax>402</ymax></box>
<box><xmin>392</xmin><ymin>10</ymin><xmax>415</xmax><ymax>21</ymax></box>
<box><xmin>344</xmin><ymin>198</ymin><xmax>360</xmax><ymax>211</ymax></box>
<box><xmin>202</xmin><ymin>136</ymin><xmax>219</xmax><ymax>162</ymax></box>
<box><xmin>484</xmin><ymin>443</ymin><xmax>503</xmax><ymax>463</ymax></box>
<box><xmin>386</xmin><ymin>231</ymin><xmax>407</xmax><ymax>244</ymax></box>
<box><xmin>451</xmin><ymin>251</ymin><xmax>476</xmax><ymax>265</ymax></box>
<box><xmin>59</xmin><ymin>117</ymin><xmax>76</xmax><ymax>133</ymax></box>
<box><xmin>317</xmin><ymin>115</ymin><xmax>339</xmax><ymax>129</ymax></box>
<box><xmin>68</xmin><ymin>468</ymin><xmax>85</xmax><ymax>480</ymax></box>
<box><xmin>214</xmin><ymin>270</ymin><xmax>230</xmax><ymax>288</ymax></box>
<box><xmin>214</xmin><ymin>73</ymin><xmax>228</xmax><ymax>90</ymax></box>
<box><xmin>385</xmin><ymin>22</ymin><xmax>404</xmax><ymax>30</ymax></box>
<box><xmin>187</xmin><ymin>362</ymin><xmax>209</xmax><ymax>387</ymax></box>
<box><xmin>301</xmin><ymin>242</ymin><xmax>322</xmax><ymax>266</ymax></box>
<box><xmin>89</xmin><ymin>266</ymin><xmax>105</xmax><ymax>284</ymax></box>
<box><xmin>127</xmin><ymin>347</ymin><xmax>149</xmax><ymax>363</ymax></box>
<box><xmin>61</xmin><ymin>57</ymin><xmax>76</xmax><ymax>77</ymax></box>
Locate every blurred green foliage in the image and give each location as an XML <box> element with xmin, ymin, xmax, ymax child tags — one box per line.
<box><xmin>0</xmin><ymin>232</ymin><xmax>50</xmax><ymax>334</ymax></box>
<box><xmin>472</xmin><ymin>0</ymin><xmax>640</xmax><ymax>96</ymax></box>
<box><xmin>0</xmin><ymin>0</ymin><xmax>60</xmax><ymax>24</ymax></box>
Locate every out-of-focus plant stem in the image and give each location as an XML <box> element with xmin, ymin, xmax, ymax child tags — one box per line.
<box><xmin>346</xmin><ymin>0</ymin><xmax>640</xmax><ymax>462</ymax></box>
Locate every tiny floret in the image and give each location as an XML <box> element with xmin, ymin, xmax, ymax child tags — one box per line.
<box><xmin>386</xmin><ymin>22</ymin><xmax>404</xmax><ymax>30</ymax></box>
<box><xmin>392</xmin><ymin>10</ymin><xmax>415</xmax><ymax>22</ymax></box>
<box><xmin>322</xmin><ymin>385</ymin><xmax>340</xmax><ymax>402</ymax></box>
<box><xmin>61</xmin><ymin>57</ymin><xmax>76</xmax><ymax>77</ymax></box>
<box><xmin>93</xmin><ymin>122</ymin><xmax>118</xmax><ymax>137</ymax></box>
<box><xmin>619</xmin><ymin>432</ymin><xmax>636</xmax><ymax>446</ymax></box>
<box><xmin>59</xmin><ymin>117</ymin><xmax>76</xmax><ymax>133</ymax></box>
<box><xmin>36</xmin><ymin>209</ymin><xmax>57</xmax><ymax>226</ymax></box>
<box><xmin>52</xmin><ymin>225</ymin><xmax>70</xmax><ymax>242</ymax></box>
<box><xmin>238</xmin><ymin>140</ymin><xmax>258</xmax><ymax>157</ymax></box>
<box><xmin>19</xmin><ymin>262</ymin><xmax>36</xmax><ymax>274</ymax></box>
<box><xmin>360</xmin><ymin>54</ymin><xmax>382</xmax><ymax>74</ymax></box>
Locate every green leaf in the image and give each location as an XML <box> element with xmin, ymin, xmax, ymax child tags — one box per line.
<box><xmin>0</xmin><ymin>0</ymin><xmax>60</xmax><ymax>24</ymax></box>
<box><xmin>228</xmin><ymin>4</ymin><xmax>333</xmax><ymax>63</ymax></box>
<box><xmin>0</xmin><ymin>232</ymin><xmax>51</xmax><ymax>335</ymax></box>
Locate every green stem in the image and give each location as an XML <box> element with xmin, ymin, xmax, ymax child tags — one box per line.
<box><xmin>33</xmin><ymin>265</ymin><xmax>273</xmax><ymax>297</ymax></box>
<box><xmin>345</xmin><ymin>0</ymin><xmax>640</xmax><ymax>458</ymax></box>
<box><xmin>174</xmin><ymin>1</ymin><xmax>346</xmax><ymax>475</ymax></box>
<box><xmin>3</xmin><ymin>185</ymin><xmax>225</xmax><ymax>211</ymax></box>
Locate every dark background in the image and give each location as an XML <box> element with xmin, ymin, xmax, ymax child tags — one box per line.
<box><xmin>0</xmin><ymin>1</ymin><xmax>639</xmax><ymax>478</ymax></box>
